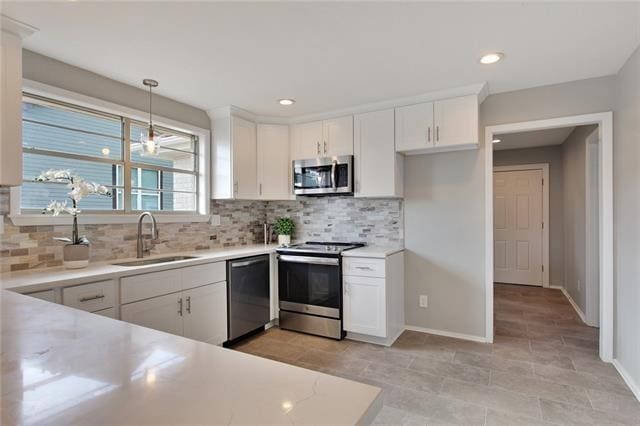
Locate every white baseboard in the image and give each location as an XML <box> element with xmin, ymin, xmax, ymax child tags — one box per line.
<box><xmin>612</xmin><ymin>359</ymin><xmax>640</xmax><ymax>402</ymax></box>
<box><xmin>404</xmin><ymin>325</ymin><xmax>488</xmax><ymax>343</ymax></box>
<box><xmin>346</xmin><ymin>327</ymin><xmax>404</xmax><ymax>347</ymax></box>
<box><xmin>558</xmin><ymin>287</ymin><xmax>587</xmax><ymax>323</ymax></box>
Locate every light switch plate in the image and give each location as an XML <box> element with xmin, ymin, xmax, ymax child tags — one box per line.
<box><xmin>419</xmin><ymin>295</ymin><xmax>428</xmax><ymax>308</ymax></box>
<box><xmin>209</xmin><ymin>215</ymin><xmax>221</xmax><ymax>226</ymax></box>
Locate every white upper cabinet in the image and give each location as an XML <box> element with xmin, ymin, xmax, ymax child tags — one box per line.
<box><xmin>395</xmin><ymin>95</ymin><xmax>478</xmax><ymax>155</ymax></box>
<box><xmin>395</xmin><ymin>102</ymin><xmax>434</xmax><ymax>152</ymax></box>
<box><xmin>257</xmin><ymin>124</ymin><xmax>290</xmax><ymax>200</ymax></box>
<box><xmin>232</xmin><ymin>116</ymin><xmax>258</xmax><ymax>199</ymax></box>
<box><xmin>323</xmin><ymin>115</ymin><xmax>353</xmax><ymax>157</ymax></box>
<box><xmin>1</xmin><ymin>17</ymin><xmax>34</xmax><ymax>187</ymax></box>
<box><xmin>291</xmin><ymin>115</ymin><xmax>353</xmax><ymax>160</ymax></box>
<box><xmin>211</xmin><ymin>109</ymin><xmax>258</xmax><ymax>199</ymax></box>
<box><xmin>291</xmin><ymin>121</ymin><xmax>323</xmax><ymax>160</ymax></box>
<box><xmin>433</xmin><ymin>95</ymin><xmax>478</xmax><ymax>148</ymax></box>
<box><xmin>354</xmin><ymin>109</ymin><xmax>403</xmax><ymax>198</ymax></box>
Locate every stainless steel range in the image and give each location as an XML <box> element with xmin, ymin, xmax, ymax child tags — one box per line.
<box><xmin>277</xmin><ymin>241</ymin><xmax>364</xmax><ymax>339</ymax></box>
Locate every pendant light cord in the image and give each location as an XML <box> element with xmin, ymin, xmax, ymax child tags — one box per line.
<box><xmin>149</xmin><ymin>85</ymin><xmax>153</xmax><ymax>127</ymax></box>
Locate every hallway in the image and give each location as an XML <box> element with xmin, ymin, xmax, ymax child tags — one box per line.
<box><xmin>233</xmin><ymin>284</ymin><xmax>639</xmax><ymax>424</ymax></box>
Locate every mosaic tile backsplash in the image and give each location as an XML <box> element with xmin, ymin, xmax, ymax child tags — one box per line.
<box><xmin>0</xmin><ymin>188</ymin><xmax>403</xmax><ymax>273</ymax></box>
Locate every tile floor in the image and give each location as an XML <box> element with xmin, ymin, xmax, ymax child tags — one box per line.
<box><xmin>232</xmin><ymin>283</ymin><xmax>639</xmax><ymax>425</ymax></box>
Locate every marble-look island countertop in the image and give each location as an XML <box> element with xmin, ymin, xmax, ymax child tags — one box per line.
<box><xmin>0</xmin><ymin>291</ymin><xmax>382</xmax><ymax>425</ymax></box>
<box><xmin>0</xmin><ymin>244</ymin><xmax>280</xmax><ymax>293</ymax></box>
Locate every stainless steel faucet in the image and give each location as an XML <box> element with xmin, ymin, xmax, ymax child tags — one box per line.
<box><xmin>136</xmin><ymin>212</ymin><xmax>159</xmax><ymax>258</ymax></box>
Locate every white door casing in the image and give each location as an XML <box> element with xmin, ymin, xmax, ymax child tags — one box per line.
<box><xmin>493</xmin><ymin>168</ymin><xmax>543</xmax><ymax>286</ymax></box>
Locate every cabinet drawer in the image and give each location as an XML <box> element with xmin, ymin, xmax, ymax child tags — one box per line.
<box><xmin>93</xmin><ymin>307</ymin><xmax>117</xmax><ymax>319</ymax></box>
<box><xmin>182</xmin><ymin>262</ymin><xmax>226</xmax><ymax>290</ymax></box>
<box><xmin>343</xmin><ymin>258</ymin><xmax>385</xmax><ymax>278</ymax></box>
<box><xmin>121</xmin><ymin>269</ymin><xmax>181</xmax><ymax>304</ymax></box>
<box><xmin>63</xmin><ymin>280</ymin><xmax>115</xmax><ymax>312</ymax></box>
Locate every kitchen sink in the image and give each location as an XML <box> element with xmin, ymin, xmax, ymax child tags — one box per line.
<box><xmin>112</xmin><ymin>256</ymin><xmax>199</xmax><ymax>267</ymax></box>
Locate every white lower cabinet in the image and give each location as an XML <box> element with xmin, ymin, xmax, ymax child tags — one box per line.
<box><xmin>120</xmin><ymin>263</ymin><xmax>229</xmax><ymax>345</ymax></box>
<box><xmin>343</xmin><ymin>275</ymin><xmax>386</xmax><ymax>337</ymax></box>
<box><xmin>121</xmin><ymin>292</ymin><xmax>184</xmax><ymax>336</ymax></box>
<box><xmin>183</xmin><ymin>282</ymin><xmax>228</xmax><ymax>345</ymax></box>
<box><xmin>342</xmin><ymin>251</ymin><xmax>405</xmax><ymax>346</ymax></box>
<box><xmin>25</xmin><ymin>289</ymin><xmax>56</xmax><ymax>303</ymax></box>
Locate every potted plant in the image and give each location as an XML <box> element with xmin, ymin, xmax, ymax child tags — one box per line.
<box><xmin>36</xmin><ymin>169</ymin><xmax>111</xmax><ymax>269</ymax></box>
<box><xmin>274</xmin><ymin>217</ymin><xmax>294</xmax><ymax>247</ymax></box>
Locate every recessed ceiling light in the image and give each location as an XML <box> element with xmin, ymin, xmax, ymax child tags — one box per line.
<box><xmin>492</xmin><ymin>139</ymin><xmax>502</xmax><ymax>144</ymax></box>
<box><xmin>480</xmin><ymin>52</ymin><xmax>504</xmax><ymax>65</ymax></box>
<box><xmin>278</xmin><ymin>99</ymin><xmax>295</xmax><ymax>106</ymax></box>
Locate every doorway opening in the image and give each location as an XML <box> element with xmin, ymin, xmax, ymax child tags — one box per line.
<box><xmin>485</xmin><ymin>112</ymin><xmax>613</xmax><ymax>362</ymax></box>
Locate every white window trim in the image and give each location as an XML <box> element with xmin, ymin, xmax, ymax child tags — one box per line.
<box><xmin>10</xmin><ymin>79</ymin><xmax>211</xmax><ymax>226</ymax></box>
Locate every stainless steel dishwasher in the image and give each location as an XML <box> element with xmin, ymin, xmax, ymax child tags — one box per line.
<box><xmin>226</xmin><ymin>254</ymin><xmax>270</xmax><ymax>344</ymax></box>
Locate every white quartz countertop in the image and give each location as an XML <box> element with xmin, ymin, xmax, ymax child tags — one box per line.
<box><xmin>0</xmin><ymin>244</ymin><xmax>279</xmax><ymax>293</ymax></box>
<box><xmin>0</xmin><ymin>291</ymin><xmax>382</xmax><ymax>425</ymax></box>
<box><xmin>342</xmin><ymin>246</ymin><xmax>405</xmax><ymax>258</ymax></box>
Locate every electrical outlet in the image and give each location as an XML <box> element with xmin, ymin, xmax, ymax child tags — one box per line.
<box><xmin>419</xmin><ymin>295</ymin><xmax>428</xmax><ymax>308</ymax></box>
<box><xmin>209</xmin><ymin>215</ymin><xmax>221</xmax><ymax>226</ymax></box>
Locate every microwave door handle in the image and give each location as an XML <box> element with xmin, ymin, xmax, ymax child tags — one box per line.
<box><xmin>331</xmin><ymin>160</ymin><xmax>337</xmax><ymax>191</ymax></box>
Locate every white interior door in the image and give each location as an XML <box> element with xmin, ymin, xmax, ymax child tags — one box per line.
<box><xmin>494</xmin><ymin>169</ymin><xmax>543</xmax><ymax>286</ymax></box>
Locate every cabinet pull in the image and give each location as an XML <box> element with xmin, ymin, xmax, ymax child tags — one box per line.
<box><xmin>186</xmin><ymin>296</ymin><xmax>191</xmax><ymax>314</ymax></box>
<box><xmin>233</xmin><ymin>182</ymin><xmax>238</xmax><ymax>195</ymax></box>
<box><xmin>259</xmin><ymin>183</ymin><xmax>262</xmax><ymax>196</ymax></box>
<box><xmin>178</xmin><ymin>298</ymin><xmax>183</xmax><ymax>316</ymax></box>
<box><xmin>436</xmin><ymin>126</ymin><xmax>440</xmax><ymax>142</ymax></box>
<box><xmin>316</xmin><ymin>141</ymin><xmax>321</xmax><ymax>155</ymax></box>
<box><xmin>427</xmin><ymin>127</ymin><xmax>431</xmax><ymax>142</ymax></box>
<box><xmin>355</xmin><ymin>266</ymin><xmax>374</xmax><ymax>271</ymax></box>
<box><xmin>323</xmin><ymin>140</ymin><xmax>327</xmax><ymax>154</ymax></box>
<box><xmin>79</xmin><ymin>294</ymin><xmax>105</xmax><ymax>302</ymax></box>
<box><xmin>344</xmin><ymin>283</ymin><xmax>349</xmax><ymax>295</ymax></box>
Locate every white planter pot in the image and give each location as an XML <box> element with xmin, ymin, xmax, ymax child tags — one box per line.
<box><xmin>278</xmin><ymin>235</ymin><xmax>291</xmax><ymax>247</ymax></box>
<box><xmin>63</xmin><ymin>244</ymin><xmax>90</xmax><ymax>269</ymax></box>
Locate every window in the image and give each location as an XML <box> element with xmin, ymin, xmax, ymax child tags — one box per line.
<box><xmin>21</xmin><ymin>94</ymin><xmax>199</xmax><ymax>213</ymax></box>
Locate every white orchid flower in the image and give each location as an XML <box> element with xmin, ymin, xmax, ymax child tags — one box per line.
<box><xmin>44</xmin><ymin>200</ymin><xmax>67</xmax><ymax>216</ymax></box>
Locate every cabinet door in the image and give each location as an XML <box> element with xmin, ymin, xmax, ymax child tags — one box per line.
<box><xmin>257</xmin><ymin>124</ymin><xmax>290</xmax><ymax>200</ymax></box>
<box><xmin>395</xmin><ymin>102</ymin><xmax>434</xmax><ymax>152</ymax></box>
<box><xmin>121</xmin><ymin>293</ymin><xmax>184</xmax><ymax>336</ymax></box>
<box><xmin>323</xmin><ymin>115</ymin><xmax>353</xmax><ymax>156</ymax></box>
<box><xmin>433</xmin><ymin>95</ymin><xmax>478</xmax><ymax>147</ymax></box>
<box><xmin>25</xmin><ymin>290</ymin><xmax>56</xmax><ymax>303</ymax></box>
<box><xmin>354</xmin><ymin>109</ymin><xmax>400</xmax><ymax>198</ymax></box>
<box><xmin>343</xmin><ymin>276</ymin><xmax>386</xmax><ymax>337</ymax></box>
<box><xmin>183</xmin><ymin>282</ymin><xmax>228</xmax><ymax>345</ymax></box>
<box><xmin>231</xmin><ymin>116</ymin><xmax>257</xmax><ymax>199</ymax></box>
<box><xmin>0</xmin><ymin>30</ymin><xmax>23</xmax><ymax>186</ymax></box>
<box><xmin>291</xmin><ymin>121</ymin><xmax>323</xmax><ymax>160</ymax></box>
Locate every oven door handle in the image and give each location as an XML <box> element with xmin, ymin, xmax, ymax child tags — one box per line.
<box><xmin>278</xmin><ymin>255</ymin><xmax>339</xmax><ymax>266</ymax></box>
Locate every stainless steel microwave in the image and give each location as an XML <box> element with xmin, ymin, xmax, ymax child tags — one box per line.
<box><xmin>293</xmin><ymin>155</ymin><xmax>353</xmax><ymax>196</ymax></box>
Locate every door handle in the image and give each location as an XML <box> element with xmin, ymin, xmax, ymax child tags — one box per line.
<box><xmin>178</xmin><ymin>298</ymin><xmax>183</xmax><ymax>316</ymax></box>
<box><xmin>186</xmin><ymin>296</ymin><xmax>191</xmax><ymax>314</ymax></box>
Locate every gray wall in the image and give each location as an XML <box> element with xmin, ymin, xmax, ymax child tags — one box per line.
<box><xmin>493</xmin><ymin>145</ymin><xmax>565</xmax><ymax>287</ymax></box>
<box><xmin>404</xmin><ymin>75</ymin><xmax>616</xmax><ymax>339</ymax></box>
<box><xmin>22</xmin><ymin>50</ymin><xmax>211</xmax><ymax>130</ymax></box>
<box><xmin>613</xmin><ymin>46</ymin><xmax>640</xmax><ymax>394</ymax></box>
<box><xmin>562</xmin><ymin>125</ymin><xmax>597</xmax><ymax>314</ymax></box>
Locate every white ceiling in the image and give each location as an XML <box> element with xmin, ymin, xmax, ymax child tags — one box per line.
<box><xmin>2</xmin><ymin>2</ymin><xmax>639</xmax><ymax>117</ymax></box>
<box><xmin>493</xmin><ymin>127</ymin><xmax>576</xmax><ymax>151</ymax></box>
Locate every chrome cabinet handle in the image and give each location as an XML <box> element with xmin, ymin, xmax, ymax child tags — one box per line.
<box><xmin>79</xmin><ymin>294</ymin><xmax>105</xmax><ymax>302</ymax></box>
<box><xmin>331</xmin><ymin>160</ymin><xmax>337</xmax><ymax>191</ymax></box>
<box><xmin>323</xmin><ymin>140</ymin><xmax>327</xmax><ymax>154</ymax></box>
<box><xmin>259</xmin><ymin>183</ymin><xmax>262</xmax><ymax>196</ymax></box>
<box><xmin>186</xmin><ymin>296</ymin><xmax>191</xmax><ymax>314</ymax></box>
<box><xmin>344</xmin><ymin>283</ymin><xmax>349</xmax><ymax>295</ymax></box>
<box><xmin>178</xmin><ymin>298</ymin><xmax>183</xmax><ymax>316</ymax></box>
<box><xmin>427</xmin><ymin>127</ymin><xmax>431</xmax><ymax>142</ymax></box>
<box><xmin>317</xmin><ymin>141</ymin><xmax>321</xmax><ymax>155</ymax></box>
<box><xmin>233</xmin><ymin>182</ymin><xmax>238</xmax><ymax>195</ymax></box>
<box><xmin>436</xmin><ymin>126</ymin><xmax>440</xmax><ymax>142</ymax></box>
<box><xmin>355</xmin><ymin>266</ymin><xmax>374</xmax><ymax>271</ymax></box>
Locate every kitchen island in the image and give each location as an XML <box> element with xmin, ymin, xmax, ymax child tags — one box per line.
<box><xmin>0</xmin><ymin>291</ymin><xmax>382</xmax><ymax>425</ymax></box>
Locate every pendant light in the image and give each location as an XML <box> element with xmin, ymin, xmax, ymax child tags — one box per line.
<box><xmin>141</xmin><ymin>79</ymin><xmax>160</xmax><ymax>155</ymax></box>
